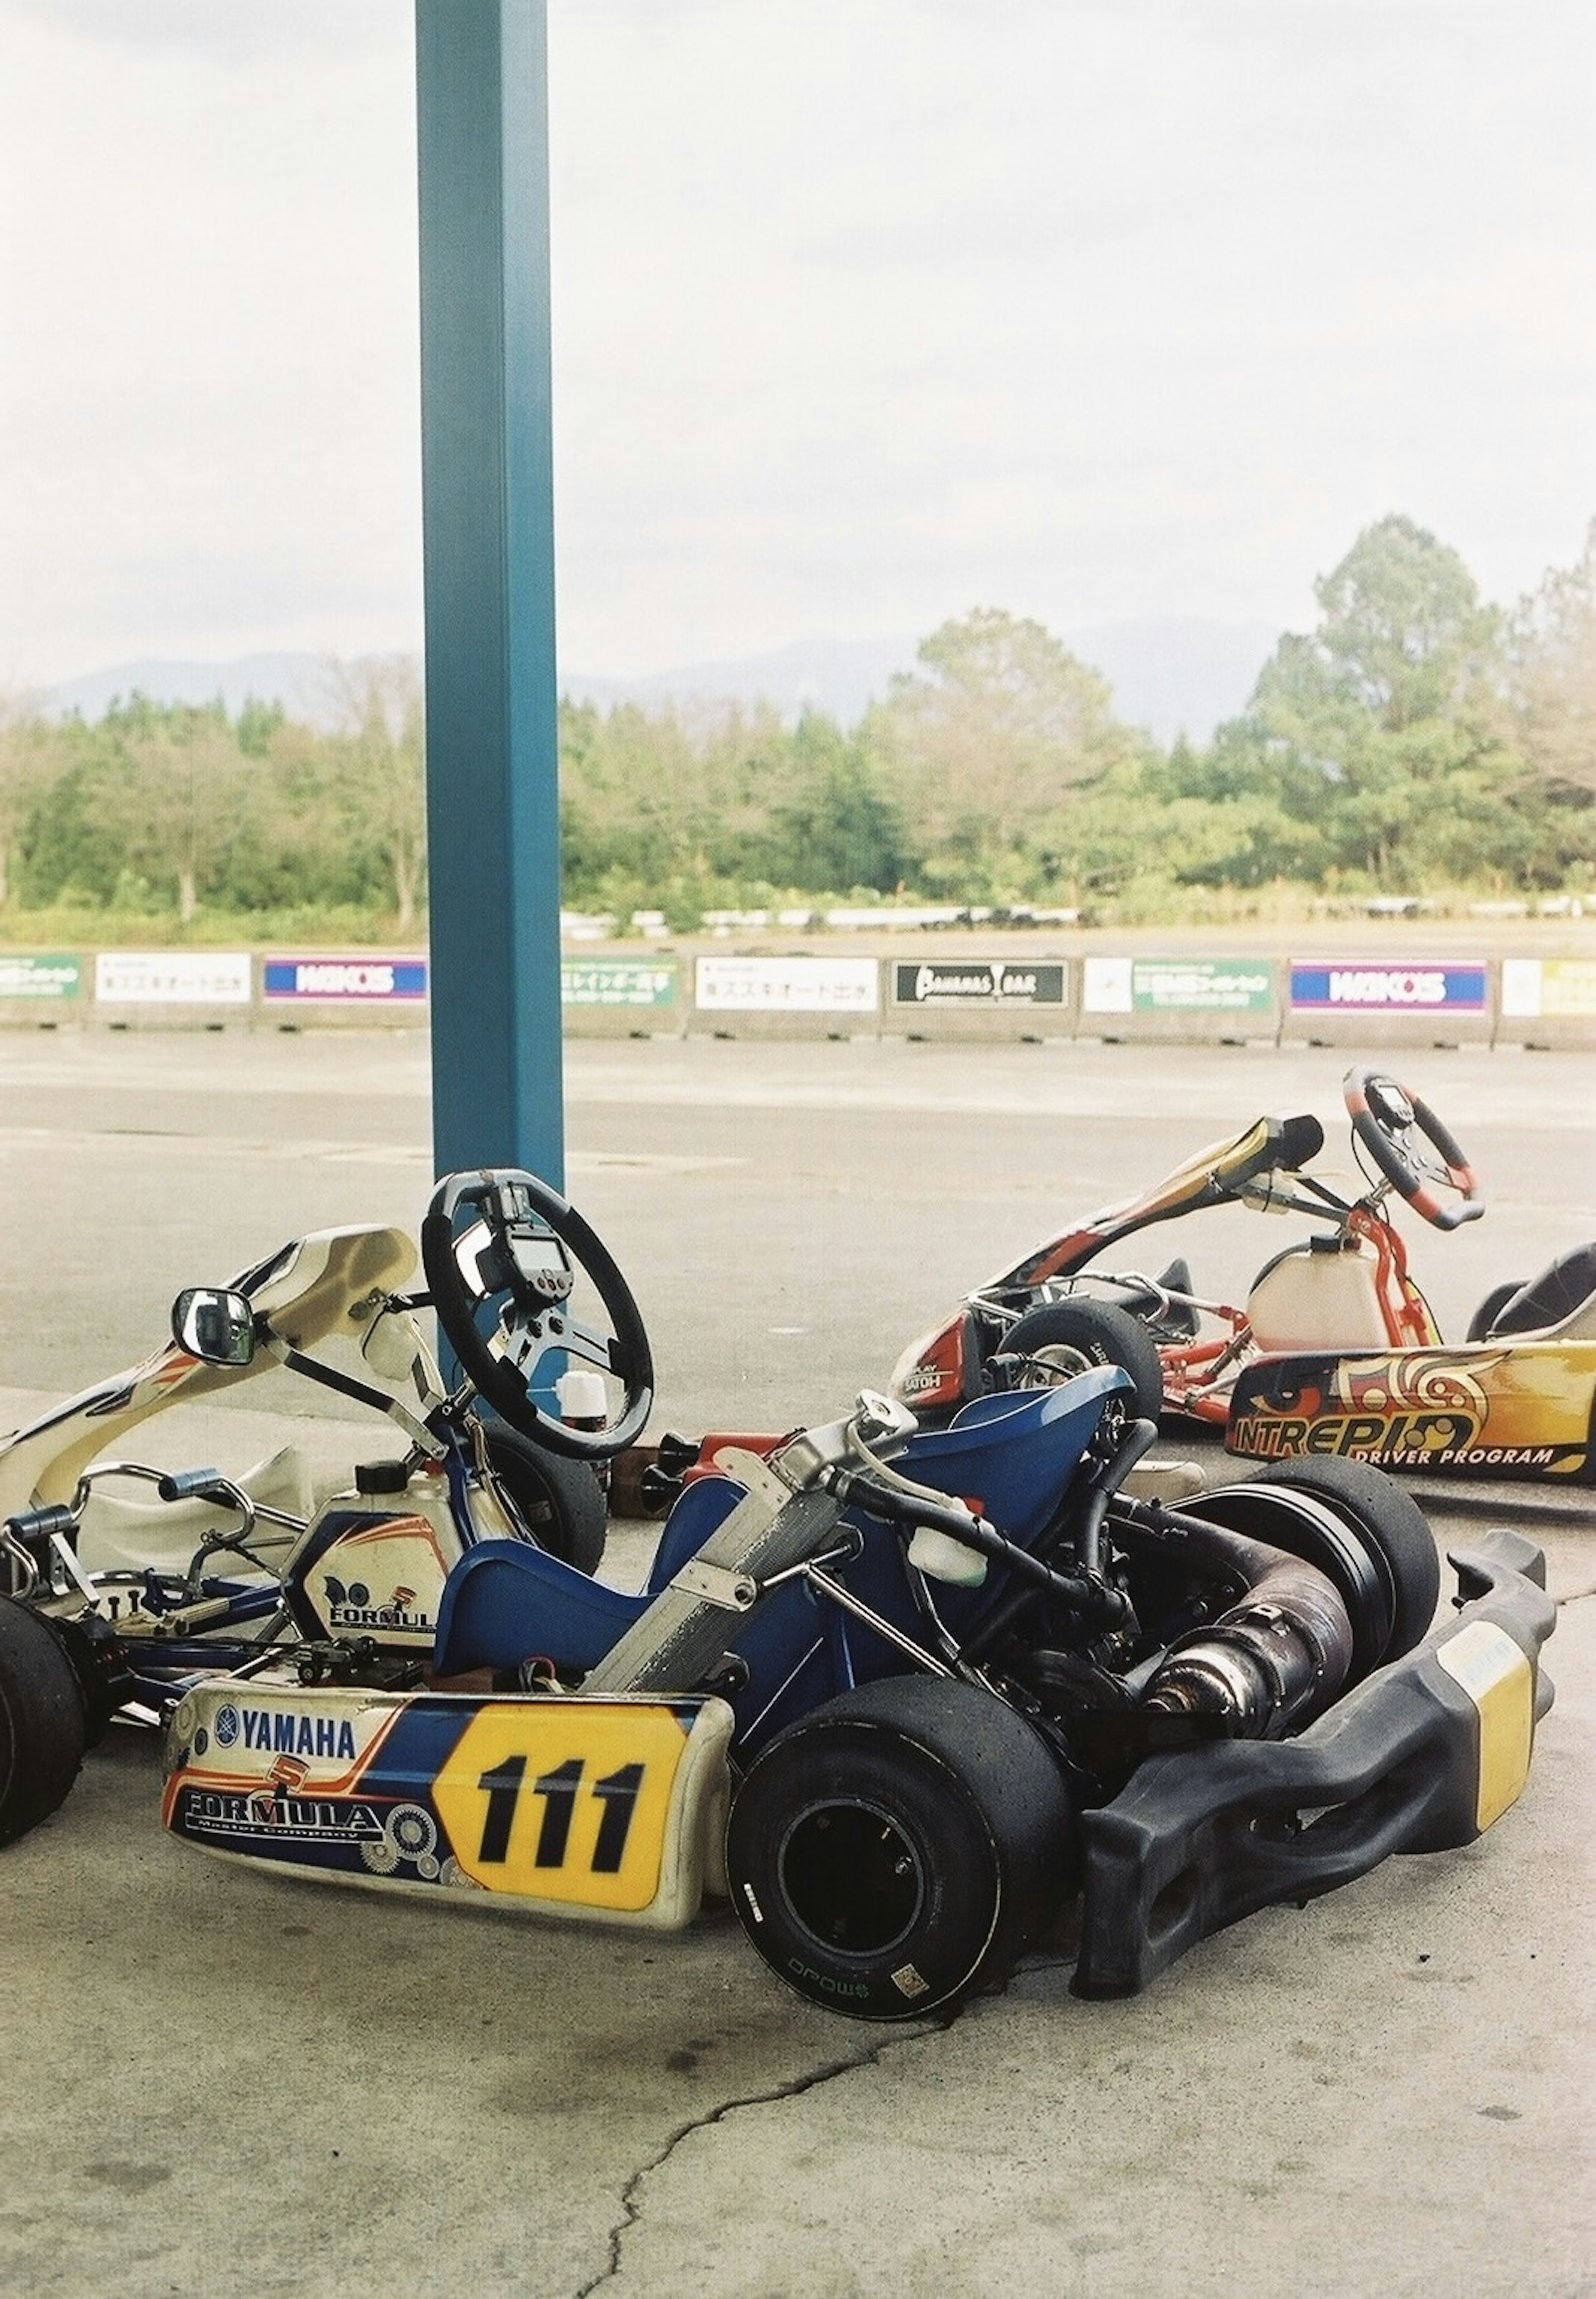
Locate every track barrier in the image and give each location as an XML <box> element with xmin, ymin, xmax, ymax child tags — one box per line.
<box><xmin>682</xmin><ymin>954</ymin><xmax>881</xmax><ymax>1039</ymax></box>
<box><xmin>886</xmin><ymin>956</ymin><xmax>1073</xmax><ymax>1040</ymax></box>
<box><xmin>1493</xmin><ymin>958</ymin><xmax>1596</xmax><ymax>1051</ymax></box>
<box><xmin>1281</xmin><ymin>958</ymin><xmax>1493</xmax><ymax>1049</ymax></box>
<box><xmin>0</xmin><ymin>944</ymin><xmax>1591</xmax><ymax>1049</ymax></box>
<box><xmin>1078</xmin><ymin>955</ymin><xmax>1278</xmax><ymax>1044</ymax></box>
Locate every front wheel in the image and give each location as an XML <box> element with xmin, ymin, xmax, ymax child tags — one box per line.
<box><xmin>1001</xmin><ymin>1299</ymin><xmax>1164</xmax><ymax>1422</ymax></box>
<box><xmin>725</xmin><ymin>1676</ymin><xmax>1073</xmax><ymax>2021</ymax></box>
<box><xmin>0</xmin><ymin>1599</ymin><xmax>87</xmax><ymax>1848</ymax></box>
<box><xmin>480</xmin><ymin>1425</ymin><xmax>607</xmax><ymax>1576</ymax></box>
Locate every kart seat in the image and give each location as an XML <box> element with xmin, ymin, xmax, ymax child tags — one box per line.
<box><xmin>432</xmin><ymin>1543</ymin><xmax>647</xmax><ymax>1677</ymax></box>
<box><xmin>1485</xmin><ymin>1242</ymin><xmax>1596</xmax><ymax>1340</ymax></box>
<box><xmin>432</xmin><ymin>1371</ymin><xmax>1126</xmax><ymax>1686</ymax></box>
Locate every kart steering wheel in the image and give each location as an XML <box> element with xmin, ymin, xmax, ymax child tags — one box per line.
<box><xmin>1342</xmin><ymin>1067</ymin><xmax>1484</xmax><ymax>1231</ymax></box>
<box><xmin>420</xmin><ymin>1170</ymin><xmax>654</xmax><ymax>1460</ymax></box>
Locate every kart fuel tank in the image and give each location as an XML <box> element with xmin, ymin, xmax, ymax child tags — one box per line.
<box><xmin>282</xmin><ymin>1465</ymin><xmax>482</xmax><ymax>1650</ymax></box>
<box><xmin>1246</xmin><ymin>1240</ymin><xmax>1390</xmax><ymax>1352</ymax></box>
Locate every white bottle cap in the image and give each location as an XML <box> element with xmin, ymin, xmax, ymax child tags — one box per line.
<box><xmin>557</xmin><ymin>1369</ymin><xmax>609</xmax><ymax>1424</ymax></box>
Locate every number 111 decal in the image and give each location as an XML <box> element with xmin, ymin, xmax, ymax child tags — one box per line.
<box><xmin>477</xmin><ymin>1755</ymin><xmax>646</xmax><ymax>1875</ymax></box>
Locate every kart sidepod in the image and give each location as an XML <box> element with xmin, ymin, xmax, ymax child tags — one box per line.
<box><xmin>1075</xmin><ymin>1523</ymin><xmax>1555</xmax><ymax>1994</ymax></box>
<box><xmin>1227</xmin><ymin>1340</ymin><xmax>1596</xmax><ymax>1483</ymax></box>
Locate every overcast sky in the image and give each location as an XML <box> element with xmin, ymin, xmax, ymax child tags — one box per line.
<box><xmin>2</xmin><ymin>0</ymin><xmax>1592</xmax><ymax>690</ymax></box>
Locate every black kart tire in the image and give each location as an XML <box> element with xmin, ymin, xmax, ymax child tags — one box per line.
<box><xmin>725</xmin><ymin>1676</ymin><xmax>1072</xmax><ymax>2022</ymax></box>
<box><xmin>1002</xmin><ymin>1300</ymin><xmax>1164</xmax><ymax>1422</ymax></box>
<box><xmin>1191</xmin><ymin>1457</ymin><xmax>1439</xmax><ymax>1680</ymax></box>
<box><xmin>0</xmin><ymin>1598</ymin><xmax>87</xmax><ymax>1848</ymax></box>
<box><xmin>1466</xmin><ymin>1280</ymin><xmax>1523</xmax><ymax>1343</ymax></box>
<box><xmin>1246</xmin><ymin>1456</ymin><xmax>1439</xmax><ymax>1662</ymax></box>
<box><xmin>482</xmin><ymin>1425</ymin><xmax>606</xmax><ymax>1576</ymax></box>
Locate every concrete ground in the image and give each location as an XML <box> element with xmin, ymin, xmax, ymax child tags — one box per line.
<box><xmin>0</xmin><ymin>1031</ymin><xmax>1591</xmax><ymax>2297</ymax></box>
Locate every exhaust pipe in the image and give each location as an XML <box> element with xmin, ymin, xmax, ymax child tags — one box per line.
<box><xmin>1132</xmin><ymin>1508</ymin><xmax>1355</xmax><ymax>1739</ymax></box>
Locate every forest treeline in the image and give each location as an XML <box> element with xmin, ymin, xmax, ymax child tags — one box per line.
<box><xmin>3</xmin><ymin>513</ymin><xmax>1593</xmax><ymax>935</ymax></box>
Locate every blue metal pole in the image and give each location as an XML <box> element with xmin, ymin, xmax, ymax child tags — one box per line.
<box><xmin>415</xmin><ymin>0</ymin><xmax>564</xmax><ymax>1188</ymax></box>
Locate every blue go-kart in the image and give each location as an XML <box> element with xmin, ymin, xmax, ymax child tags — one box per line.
<box><xmin>1</xmin><ymin>1171</ymin><xmax>1556</xmax><ymax>2020</ymax></box>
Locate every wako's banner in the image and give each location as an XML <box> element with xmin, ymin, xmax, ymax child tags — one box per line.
<box><xmin>893</xmin><ymin>959</ymin><xmax>1066</xmax><ymax>1008</ymax></box>
<box><xmin>263</xmin><ymin>957</ymin><xmax>429</xmax><ymax>1003</ymax></box>
<box><xmin>0</xmin><ymin>954</ymin><xmax>81</xmax><ymax>1000</ymax></box>
<box><xmin>1084</xmin><ymin>956</ymin><xmax>1273</xmax><ymax>1014</ymax></box>
<box><xmin>1288</xmin><ymin>960</ymin><xmax>1488</xmax><ymax>1014</ymax></box>
<box><xmin>695</xmin><ymin>956</ymin><xmax>878</xmax><ymax>1013</ymax></box>
<box><xmin>96</xmin><ymin>952</ymin><xmax>251</xmax><ymax>1005</ymax></box>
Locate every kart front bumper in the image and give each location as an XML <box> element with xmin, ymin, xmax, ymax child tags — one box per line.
<box><xmin>1073</xmin><ymin>1525</ymin><xmax>1556</xmax><ymax>1998</ymax></box>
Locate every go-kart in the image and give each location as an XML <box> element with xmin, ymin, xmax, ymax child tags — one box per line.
<box><xmin>1</xmin><ymin>1169</ymin><xmax>1556</xmax><ymax>2019</ymax></box>
<box><xmin>890</xmin><ymin>1064</ymin><xmax>1596</xmax><ymax>1484</ymax></box>
<box><xmin>0</xmin><ymin>1189</ymin><xmax>618</xmax><ymax>1846</ymax></box>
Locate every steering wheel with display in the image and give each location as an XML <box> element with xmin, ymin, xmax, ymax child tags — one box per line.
<box><xmin>1342</xmin><ymin>1067</ymin><xmax>1484</xmax><ymax>1231</ymax></box>
<box><xmin>420</xmin><ymin>1170</ymin><xmax>654</xmax><ymax>1459</ymax></box>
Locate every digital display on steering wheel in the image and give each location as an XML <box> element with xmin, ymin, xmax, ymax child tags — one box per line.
<box><xmin>508</xmin><ymin>1232</ymin><xmax>574</xmax><ymax>1301</ymax></box>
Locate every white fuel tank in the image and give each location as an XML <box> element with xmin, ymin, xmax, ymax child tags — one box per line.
<box><xmin>1246</xmin><ymin>1240</ymin><xmax>1391</xmax><ymax>1352</ymax></box>
<box><xmin>286</xmin><ymin>1464</ymin><xmax>476</xmax><ymax>1649</ymax></box>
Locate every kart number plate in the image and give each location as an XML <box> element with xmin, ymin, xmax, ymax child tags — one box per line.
<box><xmin>431</xmin><ymin>1702</ymin><xmax>694</xmax><ymax>1911</ymax></box>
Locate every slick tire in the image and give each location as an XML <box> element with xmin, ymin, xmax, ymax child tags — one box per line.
<box><xmin>1002</xmin><ymin>1300</ymin><xmax>1164</xmax><ymax>1422</ymax></box>
<box><xmin>1189</xmin><ymin>1457</ymin><xmax>1440</xmax><ymax>1680</ymax></box>
<box><xmin>483</xmin><ymin>1427</ymin><xmax>606</xmax><ymax>1576</ymax></box>
<box><xmin>1466</xmin><ymin>1280</ymin><xmax>1523</xmax><ymax>1342</ymax></box>
<box><xmin>0</xmin><ymin>1598</ymin><xmax>87</xmax><ymax>1848</ymax></box>
<box><xmin>725</xmin><ymin>1676</ymin><xmax>1072</xmax><ymax>2022</ymax></box>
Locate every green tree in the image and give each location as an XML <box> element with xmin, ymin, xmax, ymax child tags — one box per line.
<box><xmin>1311</xmin><ymin>513</ymin><xmax>1500</xmax><ymax>730</ymax></box>
<box><xmin>1509</xmin><ymin>519</ymin><xmax>1596</xmax><ymax>795</ymax></box>
<box><xmin>325</xmin><ymin>657</ymin><xmax>427</xmax><ymax>931</ymax></box>
<box><xmin>757</xmin><ymin>712</ymin><xmax>909</xmax><ymax>893</ymax></box>
<box><xmin>1205</xmin><ymin>517</ymin><xmax>1522</xmax><ymax>887</ymax></box>
<box><xmin>862</xmin><ymin>607</ymin><xmax>1146</xmax><ymax>892</ymax></box>
<box><xmin>0</xmin><ymin>700</ymin><xmax>66</xmax><ymax>909</ymax></box>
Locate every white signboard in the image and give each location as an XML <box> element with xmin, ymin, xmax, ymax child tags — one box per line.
<box><xmin>95</xmin><ymin>952</ymin><xmax>252</xmax><ymax>1005</ymax></box>
<box><xmin>695</xmin><ymin>956</ymin><xmax>878</xmax><ymax>1014</ymax></box>
<box><xmin>1501</xmin><ymin>957</ymin><xmax>1596</xmax><ymax>1019</ymax></box>
<box><xmin>1081</xmin><ymin>956</ymin><xmax>1133</xmax><ymax>1014</ymax></box>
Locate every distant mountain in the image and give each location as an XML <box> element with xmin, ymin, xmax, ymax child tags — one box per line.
<box><xmin>562</xmin><ymin>636</ymin><xmax>918</xmax><ymax>731</ymax></box>
<box><xmin>560</xmin><ymin>619</ymin><xmax>1276</xmax><ymax>745</ymax></box>
<box><xmin>38</xmin><ymin>652</ymin><xmax>353</xmax><ymax>729</ymax></box>
<box><xmin>39</xmin><ymin>616</ymin><xmax>1279</xmax><ymax>749</ymax></box>
<box><xmin>1066</xmin><ymin>618</ymin><xmax>1279</xmax><ymax>746</ymax></box>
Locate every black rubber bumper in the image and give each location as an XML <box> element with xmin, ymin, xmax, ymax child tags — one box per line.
<box><xmin>1074</xmin><ymin>1526</ymin><xmax>1557</xmax><ymax>1998</ymax></box>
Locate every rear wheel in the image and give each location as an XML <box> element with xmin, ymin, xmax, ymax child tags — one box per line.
<box><xmin>0</xmin><ymin>1599</ymin><xmax>87</xmax><ymax>1848</ymax></box>
<box><xmin>725</xmin><ymin>1676</ymin><xmax>1072</xmax><ymax>2021</ymax></box>
<box><xmin>1002</xmin><ymin>1300</ymin><xmax>1164</xmax><ymax>1422</ymax></box>
<box><xmin>1187</xmin><ymin>1456</ymin><xmax>1439</xmax><ymax>1680</ymax></box>
<box><xmin>481</xmin><ymin>1426</ymin><xmax>606</xmax><ymax>1576</ymax></box>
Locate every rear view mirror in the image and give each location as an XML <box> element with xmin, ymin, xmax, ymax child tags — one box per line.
<box><xmin>172</xmin><ymin>1287</ymin><xmax>258</xmax><ymax>1367</ymax></box>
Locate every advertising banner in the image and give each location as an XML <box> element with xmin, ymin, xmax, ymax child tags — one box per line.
<box><xmin>892</xmin><ymin>959</ymin><xmax>1066</xmax><ymax>1008</ymax></box>
<box><xmin>695</xmin><ymin>956</ymin><xmax>878</xmax><ymax>1013</ymax></box>
<box><xmin>263</xmin><ymin>957</ymin><xmax>429</xmax><ymax>1003</ymax></box>
<box><xmin>0</xmin><ymin>953</ymin><xmax>81</xmax><ymax>1000</ymax></box>
<box><xmin>561</xmin><ymin>960</ymin><xmax>678</xmax><ymax>1008</ymax></box>
<box><xmin>1500</xmin><ymin>957</ymin><xmax>1596</xmax><ymax>1019</ymax></box>
<box><xmin>1288</xmin><ymin>960</ymin><xmax>1488</xmax><ymax>1014</ymax></box>
<box><xmin>1083</xmin><ymin>956</ymin><xmax>1274</xmax><ymax>1015</ymax></box>
<box><xmin>96</xmin><ymin>952</ymin><xmax>251</xmax><ymax>1005</ymax></box>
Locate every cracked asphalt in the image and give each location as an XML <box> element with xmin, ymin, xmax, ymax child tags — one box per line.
<box><xmin>0</xmin><ymin>1030</ymin><xmax>1591</xmax><ymax>2297</ymax></box>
